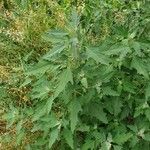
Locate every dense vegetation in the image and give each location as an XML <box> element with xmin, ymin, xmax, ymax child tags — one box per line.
<box><xmin>0</xmin><ymin>0</ymin><xmax>150</xmax><ymax>149</ymax></box>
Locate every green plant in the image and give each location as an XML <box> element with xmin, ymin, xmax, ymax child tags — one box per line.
<box><xmin>1</xmin><ymin>0</ymin><xmax>150</xmax><ymax>149</ymax></box>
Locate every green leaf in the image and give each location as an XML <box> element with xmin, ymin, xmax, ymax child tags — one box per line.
<box><xmin>42</xmin><ymin>29</ymin><xmax>68</xmax><ymax>43</ymax></box>
<box><xmin>49</xmin><ymin>127</ymin><xmax>59</xmax><ymax>149</ymax></box>
<box><xmin>20</xmin><ymin>77</ymin><xmax>32</xmax><ymax>88</ymax></box>
<box><xmin>101</xmin><ymin>141</ymin><xmax>111</xmax><ymax>150</ymax></box>
<box><xmin>114</xmin><ymin>25</ymin><xmax>128</xmax><ymax>37</ymax></box>
<box><xmin>16</xmin><ymin>120</ymin><xmax>23</xmax><ymax>135</ymax></box>
<box><xmin>113</xmin><ymin>145</ymin><xmax>122</xmax><ymax>150</ymax></box>
<box><xmin>143</xmin><ymin>133</ymin><xmax>150</xmax><ymax>142</ymax></box>
<box><xmin>23</xmin><ymin>50</ymin><xmax>34</xmax><ymax>62</ymax></box>
<box><xmin>131</xmin><ymin>57</ymin><xmax>149</xmax><ymax>79</ymax></box>
<box><xmin>31</xmin><ymin>76</ymin><xmax>51</xmax><ymax>99</ymax></box>
<box><xmin>145</xmin><ymin>83</ymin><xmax>150</xmax><ymax>100</ymax></box>
<box><xmin>77</xmin><ymin>124</ymin><xmax>90</xmax><ymax>132</ymax></box>
<box><xmin>123</xmin><ymin>79</ymin><xmax>136</xmax><ymax>94</ymax></box>
<box><xmin>86</xmin><ymin>47</ymin><xmax>111</xmax><ymax>65</ymax></box>
<box><xmin>85</xmin><ymin>102</ymin><xmax>108</xmax><ymax>124</ymax></box>
<box><xmin>54</xmin><ymin>68</ymin><xmax>73</xmax><ymax>98</ymax></box>
<box><xmin>127</xmin><ymin>125</ymin><xmax>138</xmax><ymax>133</ymax></box>
<box><xmin>103</xmin><ymin>86</ymin><xmax>119</xmax><ymax>96</ymax></box>
<box><xmin>98</xmin><ymin>65</ymin><xmax>114</xmax><ymax>82</ymax></box>
<box><xmin>113</xmin><ymin>133</ymin><xmax>133</xmax><ymax>144</ymax></box>
<box><xmin>31</xmin><ymin>114</ymin><xmax>59</xmax><ymax>132</ymax></box>
<box><xmin>70</xmin><ymin>7</ymin><xmax>79</xmax><ymax>30</ymax></box>
<box><xmin>37</xmin><ymin>68</ymin><xmax>74</xmax><ymax>114</ymax></box>
<box><xmin>43</xmin><ymin>44</ymin><xmax>66</xmax><ymax>60</ymax></box>
<box><xmin>103</xmin><ymin>45</ymin><xmax>131</xmax><ymax>56</ymax></box>
<box><xmin>46</xmin><ymin>97</ymin><xmax>54</xmax><ymax>114</ymax></box>
<box><xmin>32</xmin><ymin>104</ymin><xmax>46</xmax><ymax>121</ymax></box>
<box><xmin>16</xmin><ymin>130</ymin><xmax>25</xmax><ymax>145</ymax></box>
<box><xmin>93</xmin><ymin>131</ymin><xmax>106</xmax><ymax>142</ymax></box>
<box><xmin>145</xmin><ymin>109</ymin><xmax>150</xmax><ymax>121</ymax></box>
<box><xmin>130</xmin><ymin>41</ymin><xmax>142</xmax><ymax>56</ymax></box>
<box><xmin>26</xmin><ymin>60</ymin><xmax>59</xmax><ymax>76</ymax></box>
<box><xmin>112</xmin><ymin>98</ymin><xmax>123</xmax><ymax>116</ymax></box>
<box><xmin>71</xmin><ymin>37</ymin><xmax>79</xmax><ymax>59</ymax></box>
<box><xmin>4</xmin><ymin>107</ymin><xmax>19</xmax><ymax>128</ymax></box>
<box><xmin>81</xmin><ymin>77</ymin><xmax>88</xmax><ymax>88</ymax></box>
<box><xmin>81</xmin><ymin>139</ymin><xmax>95</xmax><ymax>150</ymax></box>
<box><xmin>63</xmin><ymin>129</ymin><xmax>74</xmax><ymax>149</ymax></box>
<box><xmin>69</xmin><ymin>100</ymin><xmax>82</xmax><ymax>132</ymax></box>
<box><xmin>129</xmin><ymin>136</ymin><xmax>139</xmax><ymax>148</ymax></box>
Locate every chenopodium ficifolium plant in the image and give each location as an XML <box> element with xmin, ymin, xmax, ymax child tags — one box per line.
<box><xmin>4</xmin><ymin>2</ymin><xmax>150</xmax><ymax>150</ymax></box>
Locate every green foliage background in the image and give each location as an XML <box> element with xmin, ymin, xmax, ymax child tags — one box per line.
<box><xmin>0</xmin><ymin>0</ymin><xmax>150</xmax><ymax>149</ymax></box>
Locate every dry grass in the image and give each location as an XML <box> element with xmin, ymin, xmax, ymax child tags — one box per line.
<box><xmin>0</xmin><ymin>65</ymin><xmax>10</xmax><ymax>82</ymax></box>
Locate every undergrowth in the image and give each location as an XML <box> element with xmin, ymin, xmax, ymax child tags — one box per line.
<box><xmin>0</xmin><ymin>0</ymin><xmax>150</xmax><ymax>150</ymax></box>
